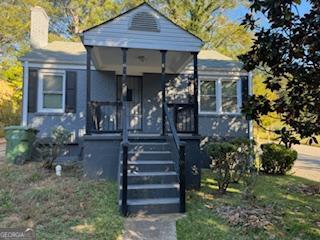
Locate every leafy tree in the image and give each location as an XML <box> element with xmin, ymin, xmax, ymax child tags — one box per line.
<box><xmin>240</xmin><ymin>0</ymin><xmax>320</xmax><ymax>146</ymax></box>
<box><xmin>52</xmin><ymin>0</ymin><xmax>144</xmax><ymax>39</ymax></box>
<box><xmin>153</xmin><ymin>0</ymin><xmax>253</xmax><ymax>59</ymax></box>
<box><xmin>0</xmin><ymin>80</ymin><xmax>20</xmax><ymax>136</ymax></box>
<box><xmin>0</xmin><ymin>0</ymin><xmax>57</xmax><ymax>54</ymax></box>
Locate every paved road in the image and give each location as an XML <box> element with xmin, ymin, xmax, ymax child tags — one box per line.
<box><xmin>292</xmin><ymin>145</ymin><xmax>320</xmax><ymax>182</ymax></box>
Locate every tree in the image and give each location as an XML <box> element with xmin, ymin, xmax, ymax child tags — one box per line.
<box><xmin>0</xmin><ymin>80</ymin><xmax>20</xmax><ymax>136</ymax></box>
<box><xmin>240</xmin><ymin>0</ymin><xmax>320</xmax><ymax>145</ymax></box>
<box><xmin>0</xmin><ymin>0</ymin><xmax>57</xmax><ymax>54</ymax></box>
<box><xmin>52</xmin><ymin>0</ymin><xmax>144</xmax><ymax>39</ymax></box>
<box><xmin>153</xmin><ymin>0</ymin><xmax>253</xmax><ymax>59</ymax></box>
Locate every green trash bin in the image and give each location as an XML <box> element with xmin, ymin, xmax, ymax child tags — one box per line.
<box><xmin>4</xmin><ymin>126</ymin><xmax>38</xmax><ymax>164</ymax></box>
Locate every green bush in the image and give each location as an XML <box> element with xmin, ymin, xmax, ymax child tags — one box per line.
<box><xmin>207</xmin><ymin>142</ymin><xmax>237</xmax><ymax>194</ymax></box>
<box><xmin>260</xmin><ymin>143</ymin><xmax>297</xmax><ymax>175</ymax></box>
<box><xmin>228</xmin><ymin>137</ymin><xmax>254</xmax><ymax>183</ymax></box>
<box><xmin>33</xmin><ymin>126</ymin><xmax>71</xmax><ymax>169</ymax></box>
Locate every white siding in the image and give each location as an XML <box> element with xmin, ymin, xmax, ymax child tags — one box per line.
<box><xmin>83</xmin><ymin>4</ymin><xmax>203</xmax><ymax>52</ymax></box>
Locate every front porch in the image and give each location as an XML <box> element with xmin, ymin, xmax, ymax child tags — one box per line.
<box><xmin>84</xmin><ymin>47</ymin><xmax>200</xmax><ymax>136</ymax></box>
<box><xmin>81</xmin><ymin>2</ymin><xmax>203</xmax><ymax>215</ymax></box>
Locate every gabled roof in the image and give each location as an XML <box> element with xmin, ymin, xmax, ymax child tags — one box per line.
<box><xmin>81</xmin><ymin>2</ymin><xmax>203</xmax><ymax>52</ymax></box>
<box><xmin>81</xmin><ymin>2</ymin><xmax>203</xmax><ymax>43</ymax></box>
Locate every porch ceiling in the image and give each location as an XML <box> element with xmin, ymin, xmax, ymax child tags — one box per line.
<box><xmin>91</xmin><ymin>47</ymin><xmax>192</xmax><ymax>75</ymax></box>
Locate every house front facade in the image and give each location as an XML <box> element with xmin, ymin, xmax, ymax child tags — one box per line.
<box><xmin>20</xmin><ymin>3</ymin><xmax>252</xmax><ymax>214</ymax></box>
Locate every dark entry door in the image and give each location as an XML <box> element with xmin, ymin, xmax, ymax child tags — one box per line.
<box><xmin>117</xmin><ymin>76</ymin><xmax>142</xmax><ymax>131</ymax></box>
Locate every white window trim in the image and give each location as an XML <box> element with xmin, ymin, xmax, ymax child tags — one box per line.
<box><xmin>37</xmin><ymin>69</ymin><xmax>66</xmax><ymax>113</ymax></box>
<box><xmin>198</xmin><ymin>77</ymin><xmax>242</xmax><ymax>115</ymax></box>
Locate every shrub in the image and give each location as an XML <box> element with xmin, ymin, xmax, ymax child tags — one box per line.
<box><xmin>260</xmin><ymin>143</ymin><xmax>297</xmax><ymax>175</ymax></box>
<box><xmin>34</xmin><ymin>126</ymin><xmax>71</xmax><ymax>169</ymax></box>
<box><xmin>229</xmin><ymin>137</ymin><xmax>254</xmax><ymax>183</ymax></box>
<box><xmin>207</xmin><ymin>142</ymin><xmax>237</xmax><ymax>194</ymax></box>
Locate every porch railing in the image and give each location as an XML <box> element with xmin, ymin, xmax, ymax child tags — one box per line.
<box><xmin>164</xmin><ymin>103</ymin><xmax>186</xmax><ymax>213</ymax></box>
<box><xmin>90</xmin><ymin>101</ymin><xmax>122</xmax><ymax>133</ymax></box>
<box><xmin>167</xmin><ymin>103</ymin><xmax>195</xmax><ymax>134</ymax></box>
<box><xmin>89</xmin><ymin>101</ymin><xmax>196</xmax><ymax>134</ymax></box>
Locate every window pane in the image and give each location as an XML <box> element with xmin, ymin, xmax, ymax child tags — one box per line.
<box><xmin>43</xmin><ymin>94</ymin><xmax>62</xmax><ymax>109</ymax></box>
<box><xmin>43</xmin><ymin>75</ymin><xmax>63</xmax><ymax>92</ymax></box>
<box><xmin>222</xmin><ymin>81</ymin><xmax>237</xmax><ymax>97</ymax></box>
<box><xmin>200</xmin><ymin>96</ymin><xmax>216</xmax><ymax>112</ymax></box>
<box><xmin>222</xmin><ymin>97</ymin><xmax>237</xmax><ymax>113</ymax></box>
<box><xmin>222</xmin><ymin>80</ymin><xmax>238</xmax><ymax>112</ymax></box>
<box><xmin>200</xmin><ymin>81</ymin><xmax>215</xmax><ymax>95</ymax></box>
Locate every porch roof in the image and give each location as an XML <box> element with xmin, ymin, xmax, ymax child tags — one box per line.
<box><xmin>20</xmin><ymin>41</ymin><xmax>243</xmax><ymax>71</ymax></box>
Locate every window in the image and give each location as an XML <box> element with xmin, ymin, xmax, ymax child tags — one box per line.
<box><xmin>221</xmin><ymin>80</ymin><xmax>238</xmax><ymax>113</ymax></box>
<box><xmin>200</xmin><ymin>80</ymin><xmax>217</xmax><ymax>112</ymax></box>
<box><xmin>199</xmin><ymin>78</ymin><xmax>241</xmax><ymax>114</ymax></box>
<box><xmin>38</xmin><ymin>70</ymin><xmax>65</xmax><ymax>113</ymax></box>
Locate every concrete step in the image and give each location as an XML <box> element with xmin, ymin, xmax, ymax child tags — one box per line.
<box><xmin>121</xmin><ymin>198</ymin><xmax>180</xmax><ymax>214</ymax></box>
<box><xmin>129</xmin><ymin>151</ymin><xmax>172</xmax><ymax>161</ymax></box>
<box><xmin>127</xmin><ymin>161</ymin><xmax>175</xmax><ymax>172</ymax></box>
<box><xmin>120</xmin><ymin>183</ymin><xmax>179</xmax><ymax>199</ymax></box>
<box><xmin>122</xmin><ymin>172</ymin><xmax>178</xmax><ymax>184</ymax></box>
<box><xmin>129</xmin><ymin>142</ymin><xmax>170</xmax><ymax>152</ymax></box>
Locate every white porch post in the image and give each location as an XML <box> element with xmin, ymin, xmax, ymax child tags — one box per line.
<box><xmin>22</xmin><ymin>61</ymin><xmax>29</xmax><ymax>126</ymax></box>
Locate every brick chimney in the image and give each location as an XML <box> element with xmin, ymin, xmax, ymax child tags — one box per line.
<box><xmin>30</xmin><ymin>6</ymin><xmax>49</xmax><ymax>49</ymax></box>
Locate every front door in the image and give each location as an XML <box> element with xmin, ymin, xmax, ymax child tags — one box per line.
<box><xmin>117</xmin><ymin>76</ymin><xmax>142</xmax><ymax>131</ymax></box>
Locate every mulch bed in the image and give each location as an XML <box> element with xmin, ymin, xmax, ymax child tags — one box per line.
<box><xmin>284</xmin><ymin>183</ymin><xmax>320</xmax><ymax>196</ymax></box>
<box><xmin>215</xmin><ymin>205</ymin><xmax>276</xmax><ymax>230</ymax></box>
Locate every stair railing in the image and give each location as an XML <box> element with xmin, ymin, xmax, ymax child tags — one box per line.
<box><xmin>121</xmin><ymin>101</ymin><xmax>129</xmax><ymax>216</ymax></box>
<box><xmin>163</xmin><ymin>103</ymin><xmax>186</xmax><ymax>213</ymax></box>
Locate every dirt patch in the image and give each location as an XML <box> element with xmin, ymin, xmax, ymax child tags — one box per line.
<box><xmin>284</xmin><ymin>183</ymin><xmax>320</xmax><ymax>196</ymax></box>
<box><xmin>215</xmin><ymin>205</ymin><xmax>277</xmax><ymax>230</ymax></box>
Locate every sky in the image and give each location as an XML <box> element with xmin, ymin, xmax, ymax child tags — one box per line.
<box><xmin>225</xmin><ymin>0</ymin><xmax>312</xmax><ymax>28</ymax></box>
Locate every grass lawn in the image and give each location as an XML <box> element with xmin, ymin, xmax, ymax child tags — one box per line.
<box><xmin>0</xmin><ymin>161</ymin><xmax>123</xmax><ymax>240</ymax></box>
<box><xmin>177</xmin><ymin>170</ymin><xmax>320</xmax><ymax>240</ymax></box>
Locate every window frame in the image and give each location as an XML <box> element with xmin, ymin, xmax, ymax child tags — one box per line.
<box><xmin>37</xmin><ymin>70</ymin><xmax>66</xmax><ymax>113</ymax></box>
<box><xmin>199</xmin><ymin>78</ymin><xmax>219</xmax><ymax>114</ymax></box>
<box><xmin>198</xmin><ymin>76</ymin><xmax>242</xmax><ymax>115</ymax></box>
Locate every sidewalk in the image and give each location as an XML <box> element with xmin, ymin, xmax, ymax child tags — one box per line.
<box><xmin>123</xmin><ymin>214</ymin><xmax>184</xmax><ymax>240</ymax></box>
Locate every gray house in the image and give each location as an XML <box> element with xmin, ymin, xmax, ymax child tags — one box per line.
<box><xmin>21</xmin><ymin>3</ymin><xmax>252</xmax><ymax>214</ymax></box>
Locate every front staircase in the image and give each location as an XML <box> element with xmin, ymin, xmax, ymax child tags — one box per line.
<box><xmin>119</xmin><ymin>138</ymin><xmax>181</xmax><ymax>214</ymax></box>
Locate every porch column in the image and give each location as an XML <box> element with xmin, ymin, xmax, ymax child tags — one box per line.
<box><xmin>192</xmin><ymin>52</ymin><xmax>199</xmax><ymax>135</ymax></box>
<box><xmin>85</xmin><ymin>46</ymin><xmax>93</xmax><ymax>135</ymax></box>
<box><xmin>122</xmin><ymin>48</ymin><xmax>128</xmax><ymax>132</ymax></box>
<box><xmin>161</xmin><ymin>50</ymin><xmax>167</xmax><ymax>135</ymax></box>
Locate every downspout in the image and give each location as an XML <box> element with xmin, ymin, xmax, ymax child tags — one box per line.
<box><xmin>21</xmin><ymin>61</ymin><xmax>29</xmax><ymax>126</ymax></box>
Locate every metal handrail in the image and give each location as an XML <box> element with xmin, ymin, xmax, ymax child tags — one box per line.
<box><xmin>121</xmin><ymin>101</ymin><xmax>129</xmax><ymax>216</ymax></box>
<box><xmin>164</xmin><ymin>102</ymin><xmax>186</xmax><ymax>213</ymax></box>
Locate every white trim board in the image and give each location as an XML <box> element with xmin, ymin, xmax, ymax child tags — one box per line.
<box><xmin>22</xmin><ymin>61</ymin><xmax>29</xmax><ymax>126</ymax></box>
